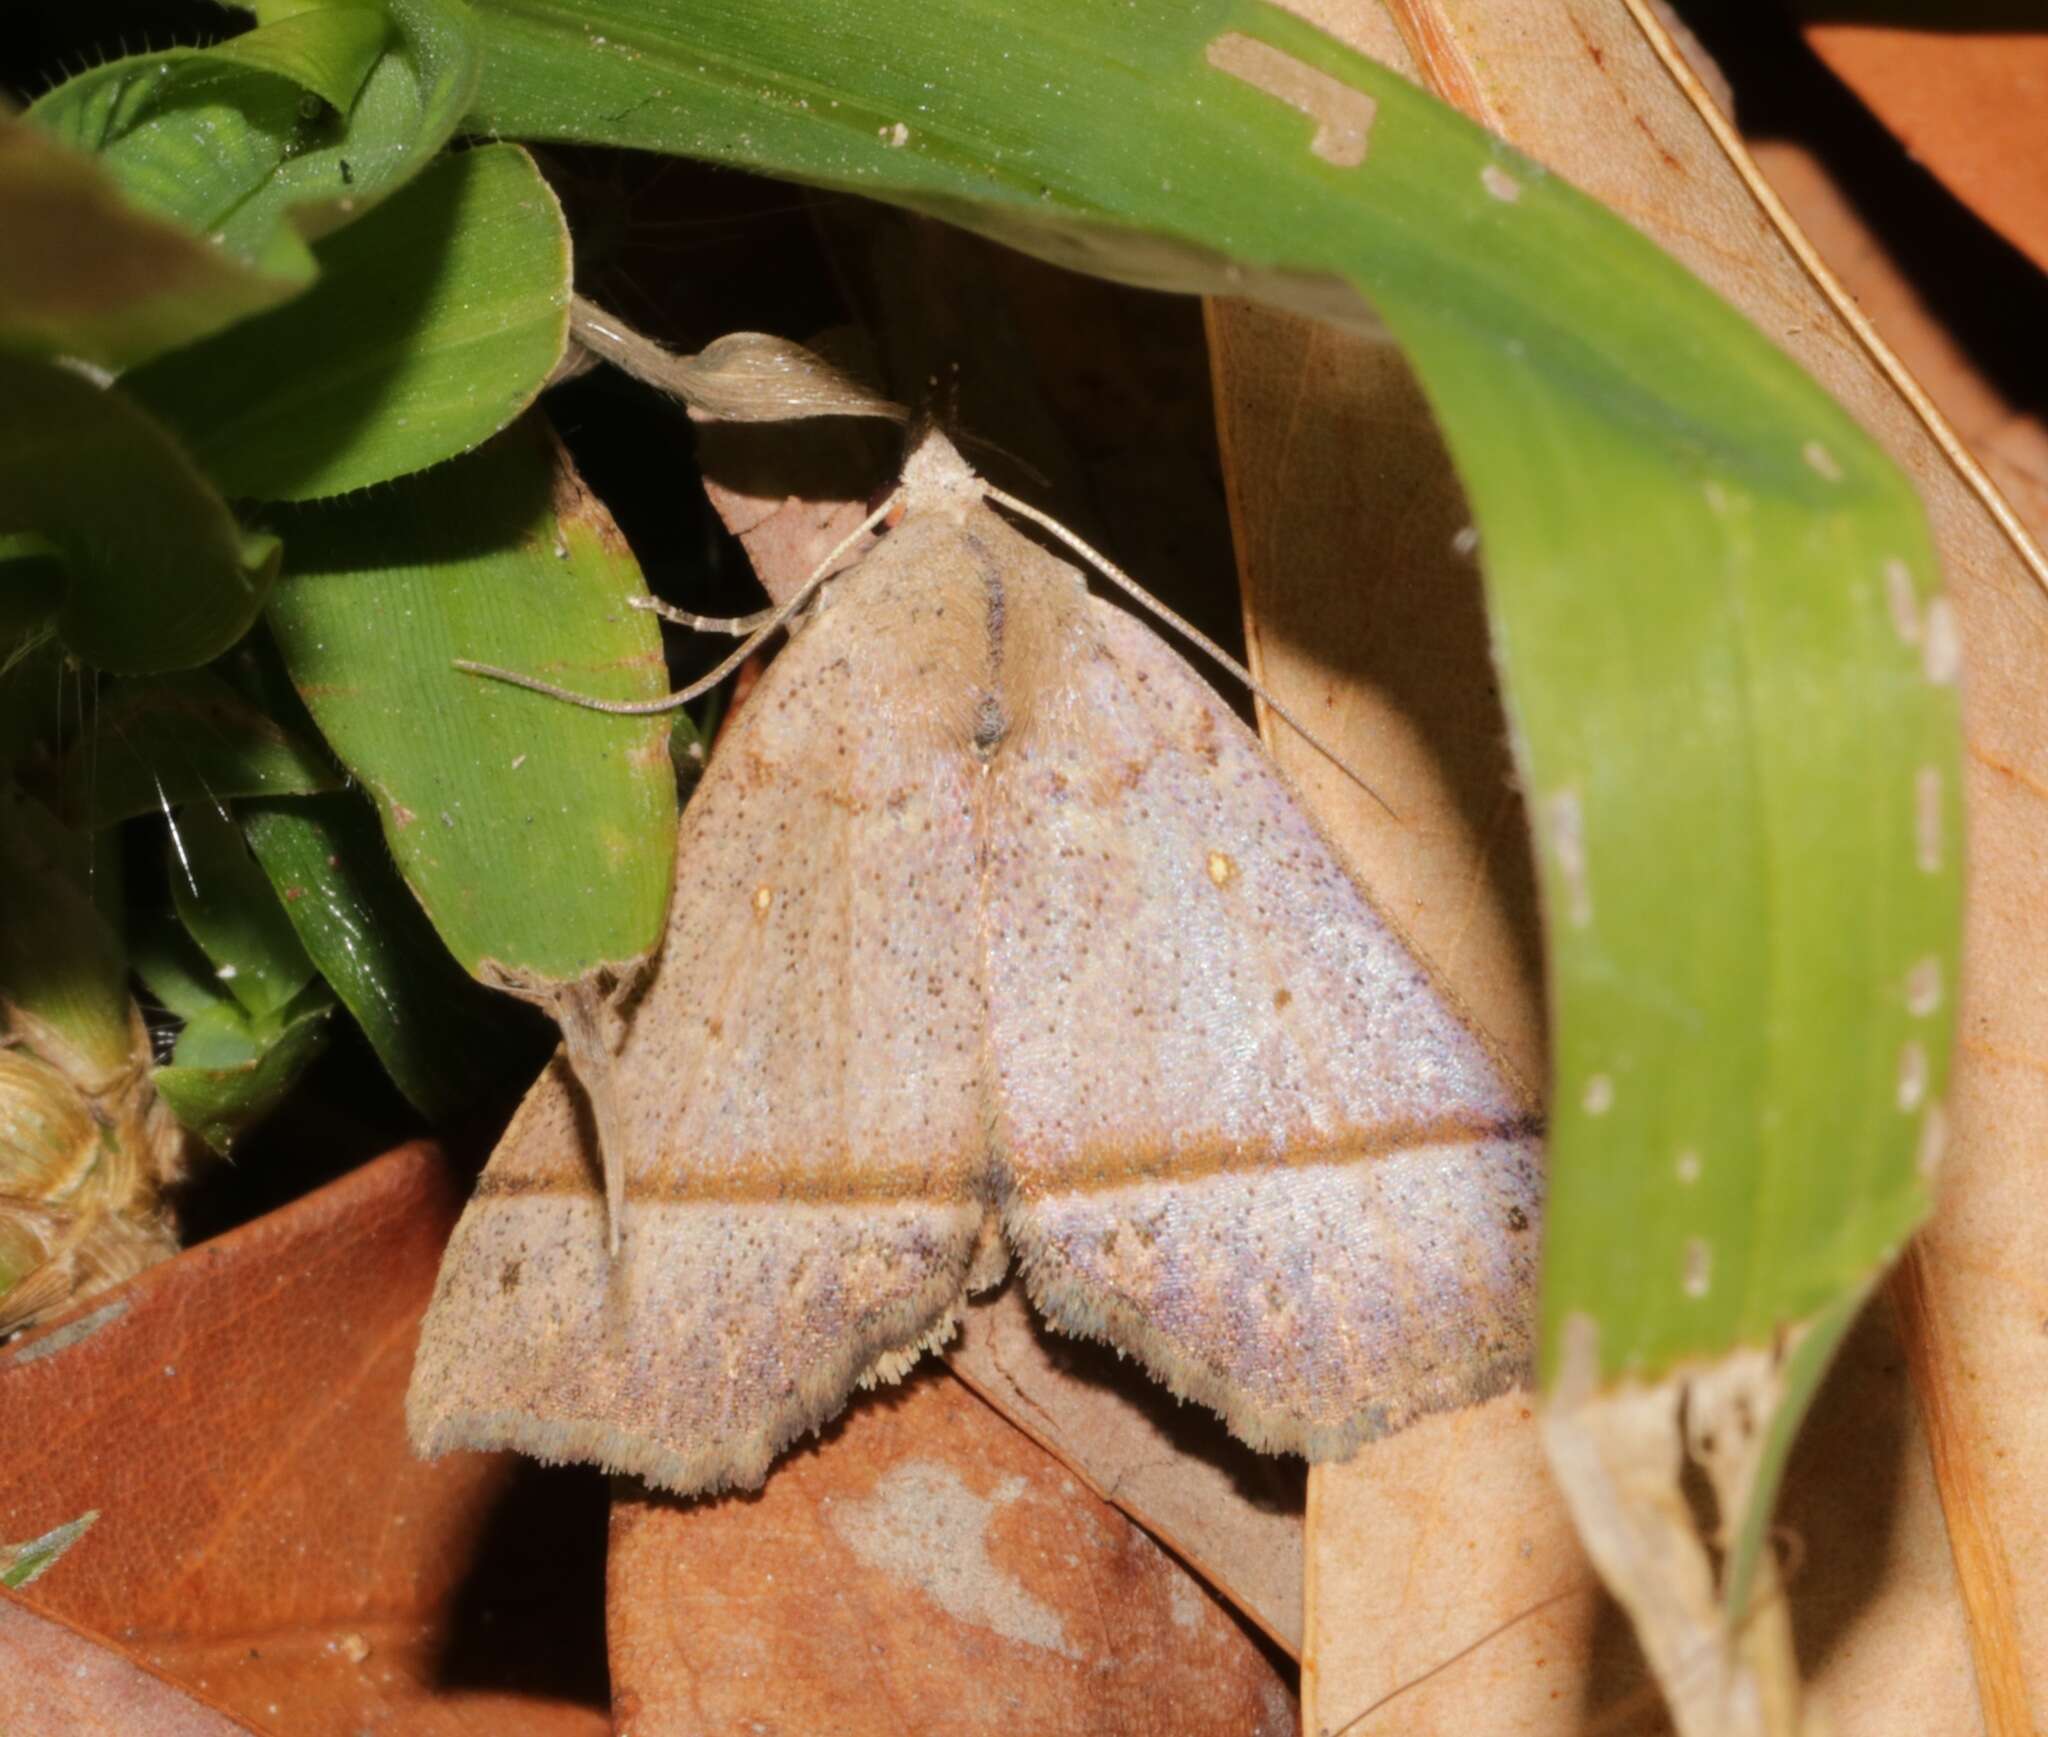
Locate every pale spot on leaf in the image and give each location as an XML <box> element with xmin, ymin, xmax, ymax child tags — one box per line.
<box><xmin>1482</xmin><ymin>163</ymin><xmax>1522</xmax><ymax>202</ymax></box>
<box><xmin>1917</xmin><ymin>1102</ymin><xmax>1948</xmax><ymax>1180</ymax></box>
<box><xmin>1205</xmin><ymin>33</ymin><xmax>1377</xmax><ymax>167</ymax></box>
<box><xmin>1914</xmin><ymin>767</ymin><xmax>1944</xmax><ymax>874</ymax></box>
<box><xmin>1544</xmin><ymin>787</ymin><xmax>1592</xmax><ymax>927</ymax></box>
<box><xmin>1883</xmin><ymin>558</ymin><xmax>1920</xmax><ymax>646</ymax></box>
<box><xmin>1682</xmin><ymin>1238</ymin><xmax>1711</xmax><ymax>1299</ymax></box>
<box><xmin>828</xmin><ymin>1461</ymin><xmax>1078</xmax><ymax>1658</ymax></box>
<box><xmin>1905</xmin><ymin>956</ymin><xmax>1941</xmax><ymax>1018</ymax></box>
<box><xmin>1921</xmin><ymin>596</ymin><xmax>1959</xmax><ymax>685</ymax></box>
<box><xmin>1583</xmin><ymin>1074</ymin><xmax>1614</xmax><ymax>1116</ymax></box>
<box><xmin>1802</xmin><ymin>440</ymin><xmax>1843</xmax><ymax>482</ymax></box>
<box><xmin>1897</xmin><ymin>1039</ymin><xmax>1928</xmax><ymax>1113</ymax></box>
<box><xmin>1166</xmin><ymin>1570</ymin><xmax>1207</xmax><ymax>1632</ymax></box>
<box><xmin>1674</xmin><ymin>1150</ymin><xmax>1701</xmax><ymax>1185</ymax></box>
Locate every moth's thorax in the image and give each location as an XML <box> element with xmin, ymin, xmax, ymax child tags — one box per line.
<box><xmin>896</xmin><ymin>427</ymin><xmax>985</xmax><ymax>523</ymax></box>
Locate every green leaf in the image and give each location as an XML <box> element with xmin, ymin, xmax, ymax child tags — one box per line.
<box><xmin>266</xmin><ymin>414</ymin><xmax>678</xmax><ymax>985</ymax></box>
<box><xmin>243</xmin><ymin>793</ymin><xmax>551</xmax><ymax>1118</ymax></box>
<box><xmin>0</xmin><ymin>354</ymin><xmax>278</xmax><ymax>673</ymax></box>
<box><xmin>167</xmin><ymin>801</ymin><xmax>317</xmax><ymax>1021</ymax></box>
<box><xmin>131</xmin><ymin>914</ymin><xmax>235</xmax><ymax>1025</ymax></box>
<box><xmin>0</xmin><ymin>551</ymin><xmax>65</xmax><ymax>766</ymax></box>
<box><xmin>1</xmin><ymin>1511</ymin><xmax>99</xmax><ymax>1591</ymax></box>
<box><xmin>463</xmin><ymin>0</ymin><xmax>1960</xmax><ymax>1608</ymax></box>
<box><xmin>0</xmin><ymin>787</ymin><xmax>133</xmax><ymax>1087</ymax></box>
<box><xmin>124</xmin><ymin>142</ymin><xmax>571</xmax><ymax>501</ymax></box>
<box><xmin>53</xmin><ymin>669</ymin><xmax>339</xmax><ymax>828</ymax></box>
<box><xmin>0</xmin><ymin>117</ymin><xmax>299</xmax><ymax>369</ymax></box>
<box><xmin>28</xmin><ymin>0</ymin><xmax>481</xmax><ymax>292</ymax></box>
<box><xmin>153</xmin><ymin>984</ymin><xmax>333</xmax><ymax>1154</ymax></box>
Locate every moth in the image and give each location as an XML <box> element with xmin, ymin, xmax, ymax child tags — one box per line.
<box><xmin>407</xmin><ymin>426</ymin><xmax>1542</xmax><ymax>1497</ymax></box>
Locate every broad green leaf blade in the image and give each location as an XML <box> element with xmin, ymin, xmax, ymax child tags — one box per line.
<box><xmin>203</xmin><ymin>2</ymin><xmax>393</xmax><ymax>114</ymax></box>
<box><xmin>125</xmin><ymin>143</ymin><xmax>571</xmax><ymax>501</ymax></box>
<box><xmin>265</xmin><ymin>415</ymin><xmax>677</xmax><ymax>984</ymax></box>
<box><xmin>243</xmin><ymin>793</ymin><xmax>551</xmax><ymax>1118</ymax></box>
<box><xmin>463</xmin><ymin>0</ymin><xmax>1961</xmax><ymax>1605</ymax></box>
<box><xmin>53</xmin><ymin>670</ymin><xmax>339</xmax><ymax>828</ymax></box>
<box><xmin>0</xmin><ymin>355</ymin><xmax>278</xmax><ymax>673</ymax></box>
<box><xmin>29</xmin><ymin>0</ymin><xmax>481</xmax><ymax>288</ymax></box>
<box><xmin>168</xmin><ymin>802</ymin><xmax>318</xmax><ymax>1022</ymax></box>
<box><xmin>0</xmin><ymin>118</ymin><xmax>297</xmax><ymax>369</ymax></box>
<box><xmin>153</xmin><ymin>988</ymin><xmax>333</xmax><ymax>1155</ymax></box>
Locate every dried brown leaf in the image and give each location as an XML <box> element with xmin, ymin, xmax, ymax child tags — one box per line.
<box><xmin>1793</xmin><ymin>6</ymin><xmax>2048</xmax><ymax>279</ymax></box>
<box><xmin>605</xmin><ymin>1368</ymin><xmax>1295</xmax><ymax>1736</ymax></box>
<box><xmin>949</xmin><ymin>1283</ymin><xmax>1307</xmax><ymax>1656</ymax></box>
<box><xmin>0</xmin><ymin>1143</ymin><xmax>608</xmax><ymax>1736</ymax></box>
<box><xmin>0</xmin><ymin>1589</ymin><xmax>257</xmax><ymax>1734</ymax></box>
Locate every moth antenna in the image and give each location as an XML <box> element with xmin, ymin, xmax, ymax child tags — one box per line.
<box><xmin>456</xmin><ymin>489</ymin><xmax>904</xmax><ymax>714</ymax></box>
<box><xmin>981</xmin><ymin>484</ymin><xmax>1401</xmax><ymax>820</ymax></box>
<box><xmin>628</xmin><ymin>597</ymin><xmax>780</xmax><ymax>637</ymax></box>
<box><xmin>954</xmin><ymin>430</ymin><xmax>1051</xmax><ymax>490</ymax></box>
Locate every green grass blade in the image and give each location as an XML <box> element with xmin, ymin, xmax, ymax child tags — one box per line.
<box><xmin>265</xmin><ymin>415</ymin><xmax>678</xmax><ymax>986</ymax></box>
<box><xmin>460</xmin><ymin>0</ymin><xmax>1961</xmax><ymax>1624</ymax></box>
<box><xmin>167</xmin><ymin>801</ymin><xmax>319</xmax><ymax>1022</ymax></box>
<box><xmin>0</xmin><ymin>354</ymin><xmax>278</xmax><ymax>674</ymax></box>
<box><xmin>243</xmin><ymin>793</ymin><xmax>551</xmax><ymax>1117</ymax></box>
<box><xmin>125</xmin><ymin>143</ymin><xmax>570</xmax><ymax>501</ymax></box>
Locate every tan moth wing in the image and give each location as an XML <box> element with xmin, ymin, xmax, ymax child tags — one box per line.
<box><xmin>407</xmin><ymin>509</ymin><xmax>1005</xmax><ymax>1496</ymax></box>
<box><xmin>978</xmin><ymin>517</ymin><xmax>1542</xmax><ymax>1460</ymax></box>
<box><xmin>409</xmin><ymin>431</ymin><xmax>1541</xmax><ymax>1497</ymax></box>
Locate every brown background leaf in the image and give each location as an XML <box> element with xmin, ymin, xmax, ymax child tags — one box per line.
<box><xmin>1794</xmin><ymin>2</ymin><xmax>2048</xmax><ymax>278</ymax></box>
<box><xmin>0</xmin><ymin>1144</ymin><xmax>610</xmax><ymax>1736</ymax></box>
<box><xmin>0</xmin><ymin>1589</ymin><xmax>258</xmax><ymax>1734</ymax></box>
<box><xmin>950</xmin><ymin>1285</ymin><xmax>1306</xmax><ymax>1657</ymax></box>
<box><xmin>606</xmin><ymin>1368</ymin><xmax>1295</xmax><ymax>1735</ymax></box>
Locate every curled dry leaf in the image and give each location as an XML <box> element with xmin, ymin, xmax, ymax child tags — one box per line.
<box><xmin>948</xmin><ymin>1283</ymin><xmax>1307</xmax><ymax>1657</ymax></box>
<box><xmin>570</xmin><ymin>295</ymin><xmax>908</xmax><ymax>426</ymax></box>
<box><xmin>1231</xmin><ymin>1</ymin><xmax>2039</xmax><ymax>1731</ymax></box>
<box><xmin>606</xmin><ymin>1366</ymin><xmax>1295</xmax><ymax>1737</ymax></box>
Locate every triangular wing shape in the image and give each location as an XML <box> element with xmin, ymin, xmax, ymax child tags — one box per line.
<box><xmin>987</xmin><ymin>578</ymin><xmax>1542</xmax><ymax>1459</ymax></box>
<box><xmin>408</xmin><ymin>526</ymin><xmax>999</xmax><ymax>1496</ymax></box>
